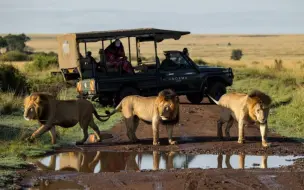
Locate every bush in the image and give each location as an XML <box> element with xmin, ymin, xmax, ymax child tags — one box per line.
<box><xmin>27</xmin><ymin>75</ymin><xmax>66</xmax><ymax>97</ymax></box>
<box><xmin>0</xmin><ymin>92</ymin><xmax>23</xmax><ymax>115</ymax></box>
<box><xmin>194</xmin><ymin>59</ymin><xmax>208</xmax><ymax>65</ymax></box>
<box><xmin>0</xmin><ymin>51</ymin><xmax>30</xmax><ymax>62</ymax></box>
<box><xmin>25</xmin><ymin>54</ymin><xmax>58</xmax><ymax>71</ymax></box>
<box><xmin>231</xmin><ymin>49</ymin><xmax>243</xmax><ymax>60</ymax></box>
<box><xmin>0</xmin><ymin>63</ymin><xmax>28</xmax><ymax>95</ymax></box>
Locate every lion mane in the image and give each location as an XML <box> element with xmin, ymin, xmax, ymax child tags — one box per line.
<box><xmin>105</xmin><ymin>89</ymin><xmax>180</xmax><ymax>145</ymax></box>
<box><xmin>23</xmin><ymin>92</ymin><xmax>110</xmax><ymax>145</ymax></box>
<box><xmin>208</xmin><ymin>90</ymin><xmax>272</xmax><ymax>147</ymax></box>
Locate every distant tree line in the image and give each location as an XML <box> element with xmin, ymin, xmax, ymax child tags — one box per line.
<box><xmin>0</xmin><ymin>33</ymin><xmax>31</xmax><ymax>53</ymax></box>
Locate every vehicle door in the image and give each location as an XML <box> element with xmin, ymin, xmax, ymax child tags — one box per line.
<box><xmin>158</xmin><ymin>52</ymin><xmax>201</xmax><ymax>94</ymax></box>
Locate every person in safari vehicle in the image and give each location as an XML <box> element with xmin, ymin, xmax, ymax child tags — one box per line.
<box><xmin>104</xmin><ymin>39</ymin><xmax>134</xmax><ymax>74</ymax></box>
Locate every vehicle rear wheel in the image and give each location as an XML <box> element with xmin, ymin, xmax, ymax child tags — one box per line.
<box><xmin>98</xmin><ymin>93</ymin><xmax>114</xmax><ymax>107</ymax></box>
<box><xmin>114</xmin><ymin>87</ymin><xmax>140</xmax><ymax>106</ymax></box>
<box><xmin>186</xmin><ymin>92</ymin><xmax>203</xmax><ymax>104</ymax></box>
<box><xmin>207</xmin><ymin>82</ymin><xmax>227</xmax><ymax>104</ymax></box>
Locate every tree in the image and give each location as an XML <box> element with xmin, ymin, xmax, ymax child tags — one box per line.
<box><xmin>0</xmin><ymin>36</ymin><xmax>7</xmax><ymax>48</ymax></box>
<box><xmin>3</xmin><ymin>33</ymin><xmax>31</xmax><ymax>52</ymax></box>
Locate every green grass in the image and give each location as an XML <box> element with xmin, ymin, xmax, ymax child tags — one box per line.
<box><xmin>0</xmin><ymin>88</ymin><xmax>121</xmax><ymax>188</ymax></box>
<box><xmin>0</xmin><ymin>170</ymin><xmax>22</xmax><ymax>190</ymax></box>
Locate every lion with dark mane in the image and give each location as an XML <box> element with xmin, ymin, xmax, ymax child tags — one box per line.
<box><xmin>208</xmin><ymin>90</ymin><xmax>272</xmax><ymax>147</ymax></box>
<box><xmin>105</xmin><ymin>89</ymin><xmax>180</xmax><ymax>145</ymax></box>
<box><xmin>23</xmin><ymin>92</ymin><xmax>110</xmax><ymax>145</ymax></box>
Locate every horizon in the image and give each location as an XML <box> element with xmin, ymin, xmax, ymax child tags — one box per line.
<box><xmin>1</xmin><ymin>0</ymin><xmax>304</xmax><ymax>34</ymax></box>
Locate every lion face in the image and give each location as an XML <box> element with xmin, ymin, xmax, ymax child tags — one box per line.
<box><xmin>157</xmin><ymin>89</ymin><xmax>180</xmax><ymax>121</ymax></box>
<box><xmin>247</xmin><ymin>90</ymin><xmax>272</xmax><ymax>125</ymax></box>
<box><xmin>23</xmin><ymin>95</ymin><xmax>41</xmax><ymax>121</ymax></box>
<box><xmin>253</xmin><ymin>103</ymin><xmax>269</xmax><ymax>124</ymax></box>
<box><xmin>23</xmin><ymin>93</ymin><xmax>52</xmax><ymax>121</ymax></box>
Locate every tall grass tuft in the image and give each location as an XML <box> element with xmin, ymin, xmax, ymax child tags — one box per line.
<box><xmin>0</xmin><ymin>51</ymin><xmax>30</xmax><ymax>62</ymax></box>
<box><xmin>0</xmin><ymin>92</ymin><xmax>23</xmax><ymax>115</ymax></box>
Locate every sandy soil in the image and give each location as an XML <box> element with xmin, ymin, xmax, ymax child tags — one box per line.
<box><xmin>19</xmin><ymin>96</ymin><xmax>304</xmax><ymax>190</ymax></box>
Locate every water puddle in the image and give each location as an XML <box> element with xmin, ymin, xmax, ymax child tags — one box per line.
<box><xmin>33</xmin><ymin>151</ymin><xmax>304</xmax><ymax>173</ymax></box>
<box><xmin>25</xmin><ymin>179</ymin><xmax>85</xmax><ymax>190</ymax></box>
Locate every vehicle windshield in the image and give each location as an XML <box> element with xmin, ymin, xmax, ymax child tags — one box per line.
<box><xmin>160</xmin><ymin>51</ymin><xmax>198</xmax><ymax>70</ymax></box>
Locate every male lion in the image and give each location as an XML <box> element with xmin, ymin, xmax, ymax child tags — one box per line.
<box><xmin>105</xmin><ymin>89</ymin><xmax>180</xmax><ymax>145</ymax></box>
<box><xmin>208</xmin><ymin>90</ymin><xmax>272</xmax><ymax>147</ymax></box>
<box><xmin>23</xmin><ymin>92</ymin><xmax>110</xmax><ymax>145</ymax></box>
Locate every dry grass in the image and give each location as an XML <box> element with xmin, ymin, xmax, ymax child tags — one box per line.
<box><xmin>26</xmin><ymin>34</ymin><xmax>304</xmax><ymax>62</ymax></box>
<box><xmin>1</xmin><ymin>33</ymin><xmax>301</xmax><ymax>79</ymax></box>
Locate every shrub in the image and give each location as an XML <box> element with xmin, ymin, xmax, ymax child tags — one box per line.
<box><xmin>27</xmin><ymin>75</ymin><xmax>66</xmax><ymax>97</ymax></box>
<box><xmin>0</xmin><ymin>92</ymin><xmax>23</xmax><ymax>115</ymax></box>
<box><xmin>194</xmin><ymin>59</ymin><xmax>208</xmax><ymax>65</ymax></box>
<box><xmin>0</xmin><ymin>63</ymin><xmax>28</xmax><ymax>95</ymax></box>
<box><xmin>231</xmin><ymin>49</ymin><xmax>243</xmax><ymax>60</ymax></box>
<box><xmin>251</xmin><ymin>61</ymin><xmax>260</xmax><ymax>65</ymax></box>
<box><xmin>274</xmin><ymin>59</ymin><xmax>284</xmax><ymax>71</ymax></box>
<box><xmin>25</xmin><ymin>54</ymin><xmax>58</xmax><ymax>71</ymax></box>
<box><xmin>0</xmin><ymin>51</ymin><xmax>30</xmax><ymax>62</ymax></box>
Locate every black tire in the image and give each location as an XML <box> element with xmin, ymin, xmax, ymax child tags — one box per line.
<box><xmin>207</xmin><ymin>82</ymin><xmax>227</xmax><ymax>104</ymax></box>
<box><xmin>186</xmin><ymin>92</ymin><xmax>203</xmax><ymax>104</ymax></box>
<box><xmin>114</xmin><ymin>86</ymin><xmax>140</xmax><ymax>106</ymax></box>
<box><xmin>98</xmin><ymin>94</ymin><xmax>114</xmax><ymax>107</ymax></box>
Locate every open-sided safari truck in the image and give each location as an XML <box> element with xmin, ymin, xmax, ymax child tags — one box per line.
<box><xmin>57</xmin><ymin>28</ymin><xmax>234</xmax><ymax>106</ymax></box>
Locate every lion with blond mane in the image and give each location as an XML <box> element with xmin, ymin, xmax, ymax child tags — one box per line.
<box><xmin>23</xmin><ymin>92</ymin><xmax>110</xmax><ymax>145</ymax></box>
<box><xmin>105</xmin><ymin>89</ymin><xmax>180</xmax><ymax>145</ymax></box>
<box><xmin>208</xmin><ymin>90</ymin><xmax>272</xmax><ymax>147</ymax></box>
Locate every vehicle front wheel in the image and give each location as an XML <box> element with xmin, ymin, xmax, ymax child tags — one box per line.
<box><xmin>207</xmin><ymin>82</ymin><xmax>227</xmax><ymax>104</ymax></box>
<box><xmin>186</xmin><ymin>92</ymin><xmax>203</xmax><ymax>104</ymax></box>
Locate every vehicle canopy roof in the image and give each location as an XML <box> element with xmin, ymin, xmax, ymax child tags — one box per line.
<box><xmin>74</xmin><ymin>28</ymin><xmax>190</xmax><ymax>43</ymax></box>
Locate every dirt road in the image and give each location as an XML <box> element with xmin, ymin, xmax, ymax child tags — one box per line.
<box><xmin>20</xmin><ymin>96</ymin><xmax>304</xmax><ymax>190</ymax></box>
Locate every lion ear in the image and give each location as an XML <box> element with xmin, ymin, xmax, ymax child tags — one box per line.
<box><xmin>35</xmin><ymin>95</ymin><xmax>41</xmax><ymax>103</ymax></box>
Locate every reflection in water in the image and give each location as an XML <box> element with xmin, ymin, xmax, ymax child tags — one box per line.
<box><xmin>27</xmin><ymin>179</ymin><xmax>84</xmax><ymax>190</ymax></box>
<box><xmin>34</xmin><ymin>151</ymin><xmax>303</xmax><ymax>173</ymax></box>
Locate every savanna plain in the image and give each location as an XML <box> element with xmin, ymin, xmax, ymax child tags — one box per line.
<box><xmin>0</xmin><ymin>33</ymin><xmax>304</xmax><ymax>189</ymax></box>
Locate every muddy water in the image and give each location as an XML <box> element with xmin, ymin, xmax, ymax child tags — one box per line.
<box><xmin>25</xmin><ymin>179</ymin><xmax>85</xmax><ymax>190</ymax></box>
<box><xmin>33</xmin><ymin>151</ymin><xmax>304</xmax><ymax>173</ymax></box>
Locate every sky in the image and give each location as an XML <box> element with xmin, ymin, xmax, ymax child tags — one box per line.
<box><xmin>0</xmin><ymin>0</ymin><xmax>303</xmax><ymax>34</ymax></box>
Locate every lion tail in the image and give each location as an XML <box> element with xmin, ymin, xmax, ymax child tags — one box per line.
<box><xmin>93</xmin><ymin>109</ymin><xmax>110</xmax><ymax>122</ymax></box>
<box><xmin>104</xmin><ymin>101</ymin><xmax>122</xmax><ymax>116</ymax></box>
<box><xmin>207</xmin><ymin>94</ymin><xmax>220</xmax><ymax>105</ymax></box>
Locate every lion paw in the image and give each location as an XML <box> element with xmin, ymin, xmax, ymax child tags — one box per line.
<box><xmin>237</xmin><ymin>139</ymin><xmax>245</xmax><ymax>144</ymax></box>
<box><xmin>25</xmin><ymin>136</ymin><xmax>34</xmax><ymax>143</ymax></box>
<box><xmin>130</xmin><ymin>138</ymin><xmax>139</xmax><ymax>143</ymax></box>
<box><xmin>262</xmin><ymin>141</ymin><xmax>270</xmax><ymax>148</ymax></box>
<box><xmin>153</xmin><ymin>141</ymin><xmax>160</xmax><ymax>146</ymax></box>
<box><xmin>169</xmin><ymin>140</ymin><xmax>177</xmax><ymax>145</ymax></box>
<box><xmin>75</xmin><ymin>141</ymin><xmax>84</xmax><ymax>145</ymax></box>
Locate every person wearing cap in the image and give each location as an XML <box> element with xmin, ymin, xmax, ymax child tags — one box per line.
<box><xmin>86</xmin><ymin>51</ymin><xmax>97</xmax><ymax>65</ymax></box>
<box><xmin>104</xmin><ymin>39</ymin><xmax>134</xmax><ymax>74</ymax></box>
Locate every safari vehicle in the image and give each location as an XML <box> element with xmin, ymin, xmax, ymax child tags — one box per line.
<box><xmin>56</xmin><ymin>28</ymin><xmax>234</xmax><ymax>106</ymax></box>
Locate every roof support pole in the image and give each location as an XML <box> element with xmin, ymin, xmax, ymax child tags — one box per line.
<box><xmin>136</xmin><ymin>38</ymin><xmax>141</xmax><ymax>66</ymax></box>
<box><xmin>128</xmin><ymin>37</ymin><xmax>131</xmax><ymax>64</ymax></box>
<box><xmin>102</xmin><ymin>40</ymin><xmax>105</xmax><ymax>62</ymax></box>
<box><xmin>84</xmin><ymin>42</ymin><xmax>87</xmax><ymax>54</ymax></box>
<box><xmin>154</xmin><ymin>38</ymin><xmax>158</xmax><ymax>70</ymax></box>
